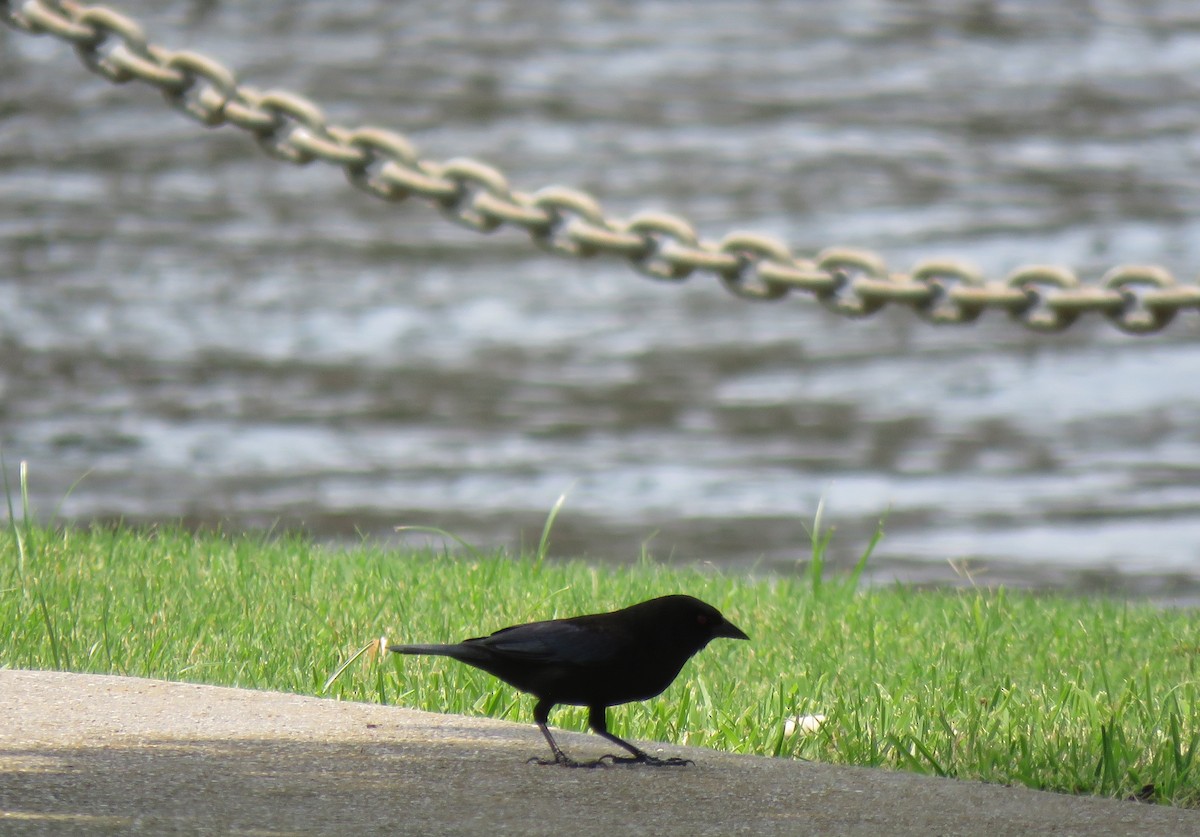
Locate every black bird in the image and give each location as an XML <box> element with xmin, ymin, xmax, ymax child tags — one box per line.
<box><xmin>388</xmin><ymin>594</ymin><xmax>749</xmax><ymax>767</ymax></box>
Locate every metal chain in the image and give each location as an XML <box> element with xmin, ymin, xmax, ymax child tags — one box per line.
<box><xmin>5</xmin><ymin>0</ymin><xmax>1200</xmax><ymax>335</ymax></box>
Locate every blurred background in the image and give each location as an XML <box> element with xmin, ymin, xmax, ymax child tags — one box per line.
<box><xmin>3</xmin><ymin>0</ymin><xmax>1200</xmax><ymax>601</ymax></box>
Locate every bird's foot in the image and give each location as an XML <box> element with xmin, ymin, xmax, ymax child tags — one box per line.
<box><xmin>599</xmin><ymin>752</ymin><xmax>694</xmax><ymax>767</ymax></box>
<box><xmin>527</xmin><ymin>754</ymin><xmax>609</xmax><ymax>769</ymax></box>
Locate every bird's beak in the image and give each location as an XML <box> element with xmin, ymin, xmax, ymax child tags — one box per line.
<box><xmin>716</xmin><ymin>619</ymin><xmax>749</xmax><ymax>641</ymax></box>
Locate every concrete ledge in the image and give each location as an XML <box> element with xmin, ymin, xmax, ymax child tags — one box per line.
<box><xmin>1</xmin><ymin>670</ymin><xmax>1196</xmax><ymax>835</ymax></box>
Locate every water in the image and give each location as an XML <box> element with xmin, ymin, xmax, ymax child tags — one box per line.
<box><xmin>4</xmin><ymin>0</ymin><xmax>1200</xmax><ymax>601</ymax></box>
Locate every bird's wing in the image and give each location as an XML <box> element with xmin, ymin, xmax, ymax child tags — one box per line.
<box><xmin>470</xmin><ymin>620</ymin><xmax>623</xmax><ymax>666</ymax></box>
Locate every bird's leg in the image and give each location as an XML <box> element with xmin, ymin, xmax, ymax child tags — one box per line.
<box><xmin>527</xmin><ymin>699</ymin><xmax>607</xmax><ymax>768</ymax></box>
<box><xmin>589</xmin><ymin>706</ymin><xmax>694</xmax><ymax>767</ymax></box>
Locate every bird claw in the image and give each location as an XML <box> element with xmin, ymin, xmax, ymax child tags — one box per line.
<box><xmin>527</xmin><ymin>752</ymin><xmax>692</xmax><ymax>768</ymax></box>
<box><xmin>598</xmin><ymin>753</ymin><xmax>694</xmax><ymax>767</ymax></box>
<box><xmin>527</xmin><ymin>754</ymin><xmax>610</xmax><ymax>769</ymax></box>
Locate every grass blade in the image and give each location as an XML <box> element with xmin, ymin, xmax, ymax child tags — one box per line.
<box><xmin>323</xmin><ymin>638</ymin><xmax>385</xmax><ymax>694</ymax></box>
<box><xmin>535</xmin><ymin>489</ymin><xmax>570</xmax><ymax>571</ymax></box>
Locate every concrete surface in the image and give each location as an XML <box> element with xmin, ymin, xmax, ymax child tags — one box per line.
<box><xmin>0</xmin><ymin>670</ymin><xmax>1197</xmax><ymax>836</ymax></box>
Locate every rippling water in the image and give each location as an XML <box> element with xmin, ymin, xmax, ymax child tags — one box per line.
<box><xmin>4</xmin><ymin>1</ymin><xmax>1200</xmax><ymax>601</ymax></box>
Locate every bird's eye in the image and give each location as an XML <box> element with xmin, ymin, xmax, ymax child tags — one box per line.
<box><xmin>696</xmin><ymin>614</ymin><xmax>709</xmax><ymax>625</ymax></box>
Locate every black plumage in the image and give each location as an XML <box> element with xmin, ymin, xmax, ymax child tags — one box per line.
<box><xmin>389</xmin><ymin>594</ymin><xmax>749</xmax><ymax>766</ymax></box>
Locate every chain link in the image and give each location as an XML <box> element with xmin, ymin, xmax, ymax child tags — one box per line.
<box><xmin>5</xmin><ymin>0</ymin><xmax>1199</xmax><ymax>335</ymax></box>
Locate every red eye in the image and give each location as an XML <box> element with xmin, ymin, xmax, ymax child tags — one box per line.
<box><xmin>696</xmin><ymin>614</ymin><xmax>709</xmax><ymax>625</ymax></box>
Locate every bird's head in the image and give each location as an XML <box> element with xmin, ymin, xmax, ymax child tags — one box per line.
<box><xmin>647</xmin><ymin>594</ymin><xmax>750</xmax><ymax>646</ymax></box>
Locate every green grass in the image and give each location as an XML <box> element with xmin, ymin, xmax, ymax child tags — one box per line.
<box><xmin>2</xmin><ymin>515</ymin><xmax>1198</xmax><ymax>807</ymax></box>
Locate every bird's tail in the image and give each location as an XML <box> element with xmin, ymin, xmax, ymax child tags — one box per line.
<box><xmin>388</xmin><ymin>641</ymin><xmax>496</xmax><ymax>667</ymax></box>
<box><xmin>388</xmin><ymin>643</ymin><xmax>464</xmax><ymax>657</ymax></box>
